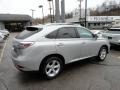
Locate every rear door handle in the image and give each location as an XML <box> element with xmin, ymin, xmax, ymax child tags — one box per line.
<box><xmin>57</xmin><ymin>43</ymin><xmax>64</xmax><ymax>47</ymax></box>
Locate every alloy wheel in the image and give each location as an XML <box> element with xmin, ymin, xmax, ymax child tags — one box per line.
<box><xmin>45</xmin><ymin>60</ymin><xmax>60</xmax><ymax>77</ymax></box>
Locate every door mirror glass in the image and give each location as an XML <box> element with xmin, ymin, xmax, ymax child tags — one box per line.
<box><xmin>93</xmin><ymin>34</ymin><xmax>98</xmax><ymax>39</ymax></box>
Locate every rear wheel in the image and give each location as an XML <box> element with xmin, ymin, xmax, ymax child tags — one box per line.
<box><xmin>97</xmin><ymin>47</ymin><xmax>107</xmax><ymax>61</ymax></box>
<box><xmin>40</xmin><ymin>57</ymin><xmax>63</xmax><ymax>80</ymax></box>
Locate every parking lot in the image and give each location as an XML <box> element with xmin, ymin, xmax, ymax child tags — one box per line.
<box><xmin>0</xmin><ymin>33</ymin><xmax>120</xmax><ymax>90</ymax></box>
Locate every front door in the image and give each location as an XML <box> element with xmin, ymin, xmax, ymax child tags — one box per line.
<box><xmin>76</xmin><ymin>27</ymin><xmax>99</xmax><ymax>58</ymax></box>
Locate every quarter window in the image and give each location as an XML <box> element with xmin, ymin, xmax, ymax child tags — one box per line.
<box><xmin>77</xmin><ymin>27</ymin><xmax>94</xmax><ymax>38</ymax></box>
<box><xmin>57</xmin><ymin>27</ymin><xmax>77</xmax><ymax>38</ymax></box>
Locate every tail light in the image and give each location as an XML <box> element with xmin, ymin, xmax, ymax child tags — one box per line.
<box><xmin>19</xmin><ymin>42</ymin><xmax>34</xmax><ymax>49</ymax></box>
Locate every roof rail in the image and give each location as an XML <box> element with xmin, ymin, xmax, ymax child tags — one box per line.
<box><xmin>45</xmin><ymin>23</ymin><xmax>81</xmax><ymax>26</ymax></box>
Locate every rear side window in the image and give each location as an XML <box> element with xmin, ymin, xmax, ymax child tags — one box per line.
<box><xmin>57</xmin><ymin>27</ymin><xmax>77</xmax><ymax>38</ymax></box>
<box><xmin>16</xmin><ymin>27</ymin><xmax>42</xmax><ymax>39</ymax></box>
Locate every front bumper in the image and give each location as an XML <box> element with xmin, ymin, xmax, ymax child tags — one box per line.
<box><xmin>109</xmin><ymin>41</ymin><xmax>120</xmax><ymax>45</ymax></box>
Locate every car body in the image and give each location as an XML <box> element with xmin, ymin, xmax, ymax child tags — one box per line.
<box><xmin>0</xmin><ymin>32</ymin><xmax>5</xmax><ymax>42</ymax></box>
<box><xmin>0</xmin><ymin>29</ymin><xmax>9</xmax><ymax>38</ymax></box>
<box><xmin>90</xmin><ymin>30</ymin><xmax>107</xmax><ymax>38</ymax></box>
<box><xmin>11</xmin><ymin>23</ymin><xmax>110</xmax><ymax>79</ymax></box>
<box><xmin>102</xmin><ymin>27</ymin><xmax>120</xmax><ymax>45</ymax></box>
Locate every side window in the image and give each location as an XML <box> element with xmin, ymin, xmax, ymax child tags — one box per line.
<box><xmin>77</xmin><ymin>27</ymin><xmax>94</xmax><ymax>38</ymax></box>
<box><xmin>57</xmin><ymin>27</ymin><xmax>77</xmax><ymax>39</ymax></box>
<box><xmin>46</xmin><ymin>30</ymin><xmax>57</xmax><ymax>39</ymax></box>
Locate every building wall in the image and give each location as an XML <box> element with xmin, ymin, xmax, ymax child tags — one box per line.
<box><xmin>66</xmin><ymin>8</ymin><xmax>120</xmax><ymax>29</ymax></box>
<box><xmin>66</xmin><ymin>16</ymin><xmax>120</xmax><ymax>29</ymax></box>
<box><xmin>112</xmin><ymin>19</ymin><xmax>120</xmax><ymax>26</ymax></box>
<box><xmin>0</xmin><ymin>22</ymin><xmax>5</xmax><ymax>30</ymax></box>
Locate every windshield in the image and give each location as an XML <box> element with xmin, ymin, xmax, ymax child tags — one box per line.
<box><xmin>107</xmin><ymin>29</ymin><xmax>120</xmax><ymax>34</ymax></box>
<box><xmin>15</xmin><ymin>27</ymin><xmax>42</xmax><ymax>39</ymax></box>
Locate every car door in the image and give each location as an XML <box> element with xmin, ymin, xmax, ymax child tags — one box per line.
<box><xmin>55</xmin><ymin>27</ymin><xmax>85</xmax><ymax>63</ymax></box>
<box><xmin>76</xmin><ymin>27</ymin><xmax>100</xmax><ymax>58</ymax></box>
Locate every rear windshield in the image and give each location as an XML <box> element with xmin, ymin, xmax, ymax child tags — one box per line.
<box><xmin>16</xmin><ymin>27</ymin><xmax>42</xmax><ymax>39</ymax></box>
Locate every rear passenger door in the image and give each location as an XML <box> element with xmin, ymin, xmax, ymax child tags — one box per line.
<box><xmin>55</xmin><ymin>27</ymin><xmax>84</xmax><ymax>63</ymax></box>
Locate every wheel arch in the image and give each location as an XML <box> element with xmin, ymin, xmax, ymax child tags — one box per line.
<box><xmin>101</xmin><ymin>45</ymin><xmax>109</xmax><ymax>53</ymax></box>
<box><xmin>39</xmin><ymin>53</ymin><xmax>65</xmax><ymax>70</ymax></box>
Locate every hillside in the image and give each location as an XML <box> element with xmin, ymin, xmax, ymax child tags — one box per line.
<box><xmin>90</xmin><ymin>1</ymin><xmax>120</xmax><ymax>16</ymax></box>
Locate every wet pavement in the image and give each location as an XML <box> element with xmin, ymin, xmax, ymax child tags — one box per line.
<box><xmin>0</xmin><ymin>33</ymin><xmax>120</xmax><ymax>90</ymax></box>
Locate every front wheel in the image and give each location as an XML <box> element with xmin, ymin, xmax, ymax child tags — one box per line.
<box><xmin>40</xmin><ymin>57</ymin><xmax>63</xmax><ymax>80</ymax></box>
<box><xmin>97</xmin><ymin>47</ymin><xmax>108</xmax><ymax>61</ymax></box>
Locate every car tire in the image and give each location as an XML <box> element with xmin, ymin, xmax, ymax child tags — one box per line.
<box><xmin>97</xmin><ymin>46</ymin><xmax>108</xmax><ymax>61</ymax></box>
<box><xmin>40</xmin><ymin>57</ymin><xmax>63</xmax><ymax>80</ymax></box>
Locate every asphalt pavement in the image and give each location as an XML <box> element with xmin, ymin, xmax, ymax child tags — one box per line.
<box><xmin>0</xmin><ymin>33</ymin><xmax>120</xmax><ymax>90</ymax></box>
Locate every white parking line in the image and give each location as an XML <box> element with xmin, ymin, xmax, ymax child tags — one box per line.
<box><xmin>0</xmin><ymin>40</ymin><xmax>7</xmax><ymax>63</ymax></box>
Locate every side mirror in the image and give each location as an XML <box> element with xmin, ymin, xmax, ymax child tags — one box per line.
<box><xmin>93</xmin><ymin>34</ymin><xmax>98</xmax><ymax>39</ymax></box>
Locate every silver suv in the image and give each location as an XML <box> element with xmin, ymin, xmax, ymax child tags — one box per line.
<box><xmin>102</xmin><ymin>28</ymin><xmax>120</xmax><ymax>46</ymax></box>
<box><xmin>11</xmin><ymin>23</ymin><xmax>110</xmax><ymax>79</ymax></box>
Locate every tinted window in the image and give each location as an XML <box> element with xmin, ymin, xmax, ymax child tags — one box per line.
<box><xmin>16</xmin><ymin>27</ymin><xmax>42</xmax><ymax>39</ymax></box>
<box><xmin>109</xmin><ymin>29</ymin><xmax>120</xmax><ymax>31</ymax></box>
<box><xmin>46</xmin><ymin>30</ymin><xmax>57</xmax><ymax>39</ymax></box>
<box><xmin>77</xmin><ymin>27</ymin><xmax>93</xmax><ymax>38</ymax></box>
<box><xmin>57</xmin><ymin>27</ymin><xmax>77</xmax><ymax>38</ymax></box>
<box><xmin>105</xmin><ymin>28</ymin><xmax>120</xmax><ymax>34</ymax></box>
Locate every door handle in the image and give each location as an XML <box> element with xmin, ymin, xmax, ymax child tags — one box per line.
<box><xmin>57</xmin><ymin>43</ymin><xmax>64</xmax><ymax>47</ymax></box>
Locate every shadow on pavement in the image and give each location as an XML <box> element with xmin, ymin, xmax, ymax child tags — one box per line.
<box><xmin>110</xmin><ymin>45</ymin><xmax>120</xmax><ymax>51</ymax></box>
<box><xmin>17</xmin><ymin>59</ymin><xmax>92</xmax><ymax>83</ymax></box>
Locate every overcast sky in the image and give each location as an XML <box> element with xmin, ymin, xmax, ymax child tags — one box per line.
<box><xmin>0</xmin><ymin>0</ymin><xmax>116</xmax><ymax>18</ymax></box>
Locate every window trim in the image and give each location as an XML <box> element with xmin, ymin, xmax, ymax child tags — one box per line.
<box><xmin>56</xmin><ymin>27</ymin><xmax>78</xmax><ymax>39</ymax></box>
<box><xmin>45</xmin><ymin>30</ymin><xmax>58</xmax><ymax>39</ymax></box>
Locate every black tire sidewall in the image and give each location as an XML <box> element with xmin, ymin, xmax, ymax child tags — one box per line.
<box><xmin>97</xmin><ymin>47</ymin><xmax>107</xmax><ymax>61</ymax></box>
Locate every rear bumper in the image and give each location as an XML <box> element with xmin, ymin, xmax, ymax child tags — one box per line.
<box><xmin>12</xmin><ymin>57</ymin><xmax>33</xmax><ymax>71</ymax></box>
<box><xmin>11</xmin><ymin>47</ymin><xmax>42</xmax><ymax>71</ymax></box>
<box><xmin>11</xmin><ymin>53</ymin><xmax>40</xmax><ymax>71</ymax></box>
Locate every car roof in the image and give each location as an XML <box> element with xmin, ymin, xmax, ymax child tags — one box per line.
<box><xmin>23</xmin><ymin>23</ymin><xmax>83</xmax><ymax>41</ymax></box>
<box><xmin>27</xmin><ymin>23</ymin><xmax>82</xmax><ymax>29</ymax></box>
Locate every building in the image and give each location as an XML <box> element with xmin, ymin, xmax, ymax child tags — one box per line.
<box><xmin>66</xmin><ymin>9</ymin><xmax>120</xmax><ymax>29</ymax></box>
<box><xmin>112</xmin><ymin>19</ymin><xmax>120</xmax><ymax>27</ymax></box>
<box><xmin>87</xmin><ymin>16</ymin><xmax>120</xmax><ymax>29</ymax></box>
<box><xmin>0</xmin><ymin>14</ymin><xmax>32</xmax><ymax>32</ymax></box>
